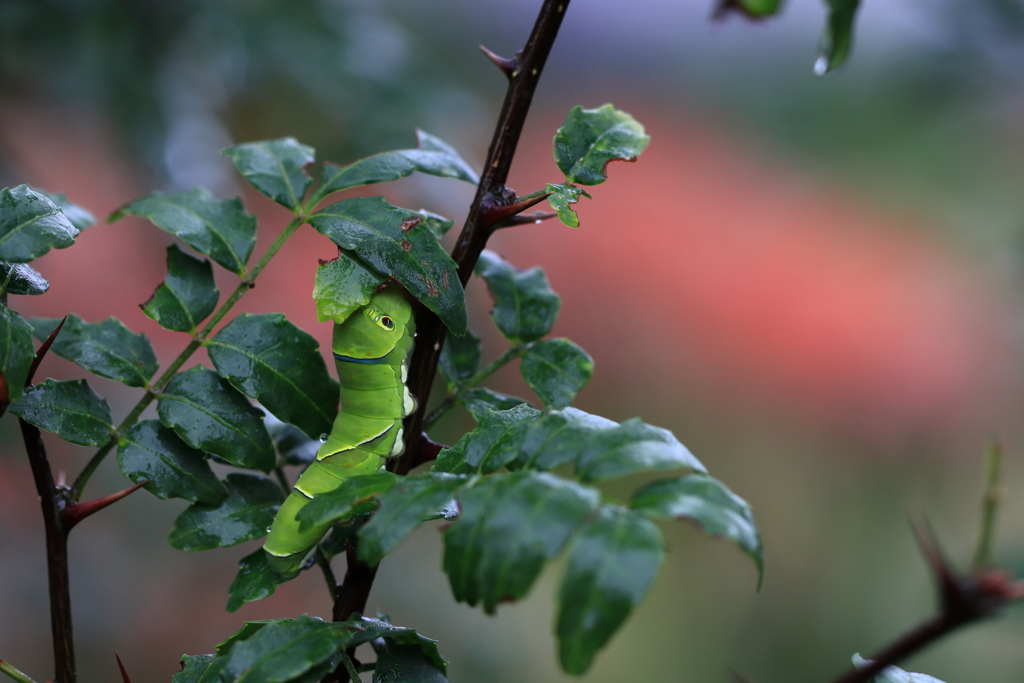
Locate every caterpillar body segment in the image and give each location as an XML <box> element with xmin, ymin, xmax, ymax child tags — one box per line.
<box><xmin>263</xmin><ymin>286</ymin><xmax>416</xmax><ymax>577</ymax></box>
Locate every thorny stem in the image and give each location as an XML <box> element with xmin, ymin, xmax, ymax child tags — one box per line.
<box><xmin>425</xmin><ymin>343</ymin><xmax>527</xmax><ymax>428</ymax></box>
<box><xmin>972</xmin><ymin>439</ymin><xmax>1003</xmax><ymax>572</ymax></box>
<box><xmin>71</xmin><ymin>216</ymin><xmax>305</xmax><ymax>500</ymax></box>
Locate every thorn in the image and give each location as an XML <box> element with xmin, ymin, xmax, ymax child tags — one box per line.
<box><xmin>479</xmin><ymin>45</ymin><xmax>516</xmax><ymax>77</ymax></box>
<box><xmin>909</xmin><ymin>517</ymin><xmax>961</xmax><ymax>608</ymax></box>
<box><xmin>62</xmin><ymin>481</ymin><xmax>149</xmax><ymax>530</ymax></box>
<box><xmin>496</xmin><ymin>211</ymin><xmax>558</xmax><ymax>228</ymax></box>
<box><xmin>480</xmin><ymin>193</ymin><xmax>552</xmax><ymax>230</ymax></box>
<box><xmin>27</xmin><ymin>315</ymin><xmax>67</xmax><ymax>387</ymax></box>
<box><xmin>114</xmin><ymin>654</ymin><xmax>133</xmax><ymax>683</ymax></box>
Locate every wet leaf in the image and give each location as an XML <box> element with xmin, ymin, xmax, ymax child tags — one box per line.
<box><xmin>851</xmin><ymin>654</ymin><xmax>947</xmax><ymax>683</ymax></box>
<box><xmin>458</xmin><ymin>388</ymin><xmax>530</xmax><ymax>422</ymax></box>
<box><xmin>0</xmin><ymin>185</ymin><xmax>79</xmax><ymax>262</ymax></box>
<box><xmin>0</xmin><ymin>304</ymin><xmax>35</xmax><ymax>405</ymax></box>
<box><xmin>417</xmin><ymin>209</ymin><xmax>455</xmax><ymax>240</ymax></box>
<box><xmin>309</xmin><ymin>197</ymin><xmax>466</xmax><ymax>335</ymax></box>
<box><xmin>816</xmin><ymin>0</ymin><xmax>861</xmax><ymax>75</ymax></box>
<box><xmin>142</xmin><ymin>245</ymin><xmax>219</xmax><ymax>333</ymax></box>
<box><xmin>373</xmin><ymin>645</ymin><xmax>448</xmax><ymax>683</ymax></box>
<box><xmin>208</xmin><ymin>313</ymin><xmax>338</xmax><ymax>440</ymax></box>
<box><xmin>545</xmin><ymin>183</ymin><xmax>591</xmax><ymax>228</ymax></box>
<box><xmin>111</xmin><ymin>188</ymin><xmax>257</xmax><ymax>276</ymax></box>
<box><xmin>171</xmin><ymin>655</ymin><xmax>217</xmax><ymax>683</ymax></box>
<box><xmin>35</xmin><ymin>190</ymin><xmax>96</xmax><ymax>232</ymax></box>
<box><xmin>438</xmin><ymin>329</ymin><xmax>481</xmax><ymax>390</ymax></box>
<box><xmin>216</xmin><ymin>615</ymin><xmax>343</xmax><ymax>683</ymax></box>
<box><xmin>296</xmin><ymin>472</ymin><xmax>397</xmax><ymax>531</ymax></box>
<box><xmin>312</xmin><ymin>253</ymin><xmax>383</xmax><ymax>324</ymax></box>
<box><xmin>0</xmin><ymin>262</ymin><xmax>49</xmax><ymax>295</ymax></box>
<box><xmin>30</xmin><ymin>314</ymin><xmax>158</xmax><ymax>388</ymax></box>
<box><xmin>553</xmin><ymin>105</ymin><xmax>649</xmax><ymax>186</ymax></box>
<box><xmin>344</xmin><ymin>617</ymin><xmax>447</xmax><ymax>673</ymax></box>
<box><xmin>520</xmin><ymin>338</ymin><xmax>593</xmax><ymax>409</ymax></box>
<box><xmin>169</xmin><ymin>473</ymin><xmax>283</xmax><ymax>551</ymax></box>
<box><xmin>576</xmin><ymin>417</ymin><xmax>705</xmax><ymax>482</ymax></box>
<box><xmin>516</xmin><ymin>408</ymin><xmax>616</xmax><ymax>471</ymax></box>
<box><xmin>223</xmin><ymin>137</ymin><xmax>315</xmax><ymax>211</ymax></box>
<box><xmin>226</xmin><ymin>548</ymin><xmax>291</xmax><ymax>613</ymax></box>
<box><xmin>117</xmin><ymin>420</ymin><xmax>228</xmax><ymax>504</ymax></box>
<box><xmin>475</xmin><ymin>251</ymin><xmax>560</xmax><ymax>343</ymax></box>
<box><xmin>9</xmin><ymin>378</ymin><xmax>112</xmax><ymax>446</ymax></box>
<box><xmin>557</xmin><ymin>505</ymin><xmax>664</xmax><ymax>675</ymax></box>
<box><xmin>439</xmin><ymin>404</ymin><xmax>542</xmax><ymax>474</ymax></box>
<box><xmin>157</xmin><ymin>366</ymin><xmax>275</xmax><ymax>471</ymax></box>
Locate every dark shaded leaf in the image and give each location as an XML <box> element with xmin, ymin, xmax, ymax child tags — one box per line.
<box><xmin>309</xmin><ymin>197</ymin><xmax>466</xmax><ymax>335</ymax></box>
<box><xmin>296</xmin><ymin>472</ymin><xmax>397</xmax><ymax>531</ymax></box>
<box><xmin>557</xmin><ymin>505</ymin><xmax>664</xmax><ymax>675</ymax></box>
<box><xmin>36</xmin><ymin>190</ymin><xmax>96</xmax><ymax>232</ymax></box>
<box><xmin>475</xmin><ymin>251</ymin><xmax>560</xmax><ymax>343</ymax></box>
<box><xmin>171</xmin><ymin>655</ymin><xmax>217</xmax><ymax>683</ymax></box>
<box><xmin>111</xmin><ymin>188</ymin><xmax>257</xmax><ymax>275</ymax></box>
<box><xmin>217</xmin><ymin>621</ymin><xmax>277</xmax><ymax>656</ymax></box>
<box><xmin>458</xmin><ymin>388</ymin><xmax>529</xmax><ymax>421</ymax></box>
<box><xmin>851</xmin><ymin>654</ymin><xmax>946</xmax><ymax>683</ymax></box>
<box><xmin>439</xmin><ymin>404</ymin><xmax>542</xmax><ymax>474</ymax></box>
<box><xmin>30</xmin><ymin>314</ymin><xmax>158</xmax><ymax>388</ymax></box>
<box><xmin>373</xmin><ymin>645</ymin><xmax>448</xmax><ymax>683</ymax></box>
<box><xmin>438</xmin><ymin>329</ymin><xmax>481</xmax><ymax>390</ymax></box>
<box><xmin>314</xmin><ymin>129</ymin><xmax>478</xmax><ymax>202</ymax></box>
<box><xmin>169</xmin><ymin>472</ymin><xmax>283</xmax><ymax>551</ymax></box>
<box><xmin>520</xmin><ymin>338</ymin><xmax>593</xmax><ymax>409</ymax></box>
<box><xmin>208</xmin><ymin>313</ymin><xmax>338</xmax><ymax>439</ymax></box>
<box><xmin>312</xmin><ymin>252</ymin><xmax>383</xmax><ymax>324</ymax></box>
<box><xmin>553</xmin><ymin>105</ymin><xmax>650</xmax><ymax>186</ymax></box>
<box><xmin>631</xmin><ymin>473</ymin><xmax>763</xmax><ymax>585</ymax></box>
<box><xmin>816</xmin><ymin>0</ymin><xmax>861</xmax><ymax>75</ymax></box>
<box><xmin>117</xmin><ymin>420</ymin><xmax>228</xmax><ymax>504</ymax></box>
<box><xmin>157</xmin><ymin>366</ymin><xmax>275</xmax><ymax>471</ymax></box>
<box><xmin>358</xmin><ymin>473</ymin><xmax>471</xmax><ymax>566</ymax></box>
<box><xmin>545</xmin><ymin>183</ymin><xmax>591</xmax><ymax>228</ymax></box>
<box><xmin>142</xmin><ymin>245</ymin><xmax>219</xmax><ymax>333</ymax></box>
<box><xmin>217</xmin><ymin>615</ymin><xmax>343</xmax><ymax>683</ymax></box>
<box><xmin>226</xmin><ymin>548</ymin><xmax>291</xmax><ymax>613</ymax></box>
<box><xmin>0</xmin><ymin>304</ymin><xmax>35</xmax><ymax>405</ymax></box>
<box><xmin>223</xmin><ymin>138</ymin><xmax>315</xmax><ymax>211</ymax></box>
<box><xmin>0</xmin><ymin>185</ymin><xmax>79</xmax><ymax>262</ymax></box>
<box><xmin>0</xmin><ymin>262</ymin><xmax>48</xmax><ymax>295</ymax></box>
<box><xmin>443</xmin><ymin>472</ymin><xmax>600</xmax><ymax>613</ymax></box>
<box><xmin>516</xmin><ymin>407</ymin><xmax>617</xmax><ymax>471</ymax></box>
<box><xmin>343</xmin><ymin>617</ymin><xmax>447</xmax><ymax>673</ymax></box>
<box><xmin>9</xmin><ymin>378</ymin><xmax>112</xmax><ymax>446</ymax></box>
<box><xmin>576</xmin><ymin>417</ymin><xmax>705</xmax><ymax>482</ymax></box>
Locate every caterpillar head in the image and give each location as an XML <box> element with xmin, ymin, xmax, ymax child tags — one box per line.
<box><xmin>331</xmin><ymin>286</ymin><xmax>414</xmax><ymax>360</ymax></box>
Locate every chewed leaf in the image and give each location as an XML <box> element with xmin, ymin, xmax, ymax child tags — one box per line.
<box><xmin>553</xmin><ymin>105</ymin><xmax>649</xmax><ymax>186</ymax></box>
<box><xmin>545</xmin><ymin>183</ymin><xmax>591</xmax><ymax>228</ymax></box>
<box><xmin>312</xmin><ymin>253</ymin><xmax>383</xmax><ymax>324</ymax></box>
<box><xmin>816</xmin><ymin>0</ymin><xmax>861</xmax><ymax>75</ymax></box>
<box><xmin>223</xmin><ymin>137</ymin><xmax>315</xmax><ymax>211</ymax></box>
<box><xmin>0</xmin><ymin>185</ymin><xmax>79</xmax><ymax>262</ymax></box>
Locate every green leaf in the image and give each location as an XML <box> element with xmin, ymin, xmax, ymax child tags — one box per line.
<box><xmin>553</xmin><ymin>105</ymin><xmax>650</xmax><ymax>186</ymax></box>
<box><xmin>217</xmin><ymin>615</ymin><xmax>344</xmax><ymax>683</ymax></box>
<box><xmin>207</xmin><ymin>313</ymin><xmax>339</xmax><ymax>440</ymax></box>
<box><xmin>358</xmin><ymin>473</ymin><xmax>471</xmax><ymax>566</ymax></box>
<box><xmin>226</xmin><ymin>548</ymin><xmax>291</xmax><ymax>613</ymax></box>
<box><xmin>142</xmin><ymin>245</ymin><xmax>219</xmax><ymax>333</ymax></box>
<box><xmin>9</xmin><ymin>378</ymin><xmax>112</xmax><ymax>446</ymax></box>
<box><xmin>169</xmin><ymin>472</ymin><xmax>283</xmax><ymax>551</ymax></box>
<box><xmin>314</xmin><ymin>129</ymin><xmax>478</xmax><ymax>203</ymax></box>
<box><xmin>816</xmin><ymin>0</ymin><xmax>861</xmax><ymax>75</ymax></box>
<box><xmin>0</xmin><ymin>263</ymin><xmax>48</xmax><ymax>295</ymax></box>
<box><xmin>557</xmin><ymin>505</ymin><xmax>664</xmax><ymax>675</ymax></box>
<box><xmin>0</xmin><ymin>185</ymin><xmax>79</xmax><ymax>262</ymax></box>
<box><xmin>438</xmin><ymin>329</ymin><xmax>481</xmax><ymax>390</ymax></box>
<box><xmin>417</xmin><ymin>209</ymin><xmax>455</xmax><ymax>240</ymax></box>
<box><xmin>458</xmin><ymin>388</ymin><xmax>529</xmax><ymax>421</ymax></box>
<box><xmin>312</xmin><ymin>253</ymin><xmax>383</xmax><ymax>324</ymax></box>
<box><xmin>296</xmin><ymin>472</ymin><xmax>397</xmax><ymax>531</ymax></box>
<box><xmin>0</xmin><ymin>305</ymin><xmax>35</xmax><ymax>405</ymax></box>
<box><xmin>715</xmin><ymin>0</ymin><xmax>783</xmax><ymax>18</ymax></box>
<box><xmin>223</xmin><ymin>138</ymin><xmax>316</xmax><ymax>211</ymax></box>
<box><xmin>440</xmin><ymin>404</ymin><xmax>542</xmax><ymax>474</ymax></box>
<box><xmin>475</xmin><ymin>251</ymin><xmax>560</xmax><ymax>343</ymax></box>
<box><xmin>576</xmin><ymin>417</ymin><xmax>705</xmax><ymax>482</ymax></box>
<box><xmin>851</xmin><ymin>654</ymin><xmax>947</xmax><ymax>683</ymax></box>
<box><xmin>172</xmin><ymin>655</ymin><xmax>218</xmax><ymax>683</ymax></box>
<box><xmin>545</xmin><ymin>183</ymin><xmax>591</xmax><ymax>228</ymax></box>
<box><xmin>217</xmin><ymin>621</ymin><xmax>276</xmax><ymax>656</ymax></box>
<box><xmin>157</xmin><ymin>366</ymin><xmax>275</xmax><ymax>471</ymax></box>
<box><xmin>443</xmin><ymin>472</ymin><xmax>600</xmax><ymax>614</ymax></box>
<box><xmin>111</xmin><ymin>188</ymin><xmax>257</xmax><ymax>276</ymax></box>
<box><xmin>35</xmin><ymin>190</ymin><xmax>96</xmax><ymax>232</ymax></box>
<box><xmin>516</xmin><ymin>407</ymin><xmax>617</xmax><ymax>471</ymax></box>
<box><xmin>373</xmin><ymin>645</ymin><xmax>449</xmax><ymax>683</ymax></box>
<box><xmin>343</xmin><ymin>617</ymin><xmax>447</xmax><ymax>673</ymax></box>
<box><xmin>631</xmin><ymin>474</ymin><xmax>763</xmax><ymax>585</ymax></box>
<box><xmin>309</xmin><ymin>197</ymin><xmax>466</xmax><ymax>335</ymax></box>
<box><xmin>30</xmin><ymin>314</ymin><xmax>158</xmax><ymax>388</ymax></box>
<box><xmin>117</xmin><ymin>420</ymin><xmax>228</xmax><ymax>504</ymax></box>
<box><xmin>521</xmin><ymin>338</ymin><xmax>593</xmax><ymax>409</ymax></box>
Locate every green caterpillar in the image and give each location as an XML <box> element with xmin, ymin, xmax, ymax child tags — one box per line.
<box><xmin>263</xmin><ymin>285</ymin><xmax>416</xmax><ymax>577</ymax></box>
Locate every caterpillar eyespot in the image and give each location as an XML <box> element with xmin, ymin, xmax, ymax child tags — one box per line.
<box><xmin>262</xmin><ymin>287</ymin><xmax>416</xmax><ymax>577</ymax></box>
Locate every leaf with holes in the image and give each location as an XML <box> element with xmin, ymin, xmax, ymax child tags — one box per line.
<box><xmin>117</xmin><ymin>420</ymin><xmax>228</xmax><ymax>504</ymax></box>
<box><xmin>10</xmin><ymin>379</ymin><xmax>112</xmax><ymax>446</ymax></box>
<box><xmin>553</xmin><ymin>105</ymin><xmax>649</xmax><ymax>186</ymax></box>
<box><xmin>142</xmin><ymin>245</ymin><xmax>219</xmax><ymax>333</ymax></box>
<box><xmin>475</xmin><ymin>251</ymin><xmax>560</xmax><ymax>343</ymax></box>
<box><xmin>0</xmin><ymin>185</ymin><xmax>79</xmax><ymax>262</ymax></box>
<box><xmin>223</xmin><ymin>137</ymin><xmax>315</xmax><ymax>211</ymax></box>
<box><xmin>169</xmin><ymin>473</ymin><xmax>283</xmax><ymax>551</ymax></box>
<box><xmin>545</xmin><ymin>183</ymin><xmax>591</xmax><ymax>228</ymax></box>
<box><xmin>30</xmin><ymin>314</ymin><xmax>158</xmax><ymax>388</ymax></box>
<box><xmin>521</xmin><ymin>338</ymin><xmax>593</xmax><ymax>409</ymax></box>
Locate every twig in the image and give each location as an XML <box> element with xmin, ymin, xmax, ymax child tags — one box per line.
<box><xmin>972</xmin><ymin>438</ymin><xmax>1003</xmax><ymax>572</ymax></box>
<box><xmin>424</xmin><ymin>343</ymin><xmax>527</xmax><ymax>428</ymax></box>
<box><xmin>0</xmin><ymin>659</ymin><xmax>38</xmax><ymax>683</ymax></box>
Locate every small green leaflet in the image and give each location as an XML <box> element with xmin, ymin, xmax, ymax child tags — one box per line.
<box><xmin>30</xmin><ymin>314</ymin><xmax>158</xmax><ymax>389</ymax></box>
<box><xmin>438</xmin><ymin>328</ymin><xmax>481</xmax><ymax>390</ymax></box>
<box><xmin>0</xmin><ymin>305</ymin><xmax>35</xmax><ymax>405</ymax></box>
<box><xmin>226</xmin><ymin>548</ymin><xmax>291</xmax><ymax>613</ymax></box>
<box><xmin>312</xmin><ymin>253</ymin><xmax>383</xmax><ymax>324</ymax></box>
<box><xmin>295</xmin><ymin>472</ymin><xmax>398</xmax><ymax>532</ymax></box>
<box><xmin>553</xmin><ymin>105</ymin><xmax>649</xmax><ymax>186</ymax></box>
<box><xmin>110</xmin><ymin>188</ymin><xmax>257</xmax><ymax>276</ymax></box>
<box><xmin>169</xmin><ymin>473</ymin><xmax>283</xmax><ymax>551</ymax></box>
<box><xmin>142</xmin><ymin>245</ymin><xmax>219</xmax><ymax>333</ymax></box>
<box><xmin>458</xmin><ymin>388</ymin><xmax>529</xmax><ymax>422</ymax></box>
<box><xmin>851</xmin><ymin>654</ymin><xmax>947</xmax><ymax>683</ymax></box>
<box><xmin>816</xmin><ymin>0</ymin><xmax>861</xmax><ymax>75</ymax></box>
<box><xmin>475</xmin><ymin>250</ymin><xmax>560</xmax><ymax>343</ymax></box>
<box><xmin>117</xmin><ymin>420</ymin><xmax>228</xmax><ymax>505</ymax></box>
<box><xmin>171</xmin><ymin>655</ymin><xmax>217</xmax><ymax>683</ymax></box>
<box><xmin>545</xmin><ymin>183</ymin><xmax>591</xmax><ymax>228</ymax></box>
<box><xmin>0</xmin><ymin>185</ymin><xmax>79</xmax><ymax>262</ymax></box>
<box><xmin>520</xmin><ymin>338</ymin><xmax>593</xmax><ymax>409</ymax></box>
<box><xmin>713</xmin><ymin>0</ymin><xmax>783</xmax><ymax>19</ymax></box>
<box><xmin>35</xmin><ymin>189</ymin><xmax>96</xmax><ymax>232</ymax></box>
<box><xmin>0</xmin><ymin>263</ymin><xmax>49</xmax><ymax>295</ymax></box>
<box><xmin>223</xmin><ymin>137</ymin><xmax>316</xmax><ymax>212</ymax></box>
<box><xmin>9</xmin><ymin>378</ymin><xmax>113</xmax><ymax>446</ymax></box>
<box><xmin>440</xmin><ymin>403</ymin><xmax>542</xmax><ymax>474</ymax></box>
<box><xmin>373</xmin><ymin>645</ymin><xmax>449</xmax><ymax>683</ymax></box>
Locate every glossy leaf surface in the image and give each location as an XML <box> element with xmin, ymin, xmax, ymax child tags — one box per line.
<box><xmin>111</xmin><ymin>188</ymin><xmax>257</xmax><ymax>275</ymax></box>
<box><xmin>0</xmin><ymin>263</ymin><xmax>48</xmax><ymax>295</ymax></box>
<box><xmin>309</xmin><ymin>196</ymin><xmax>466</xmax><ymax>335</ymax></box>
<box><xmin>520</xmin><ymin>338</ymin><xmax>593</xmax><ymax>409</ymax></box>
<box><xmin>0</xmin><ymin>305</ymin><xmax>35</xmax><ymax>405</ymax></box>
<box><xmin>438</xmin><ymin>328</ymin><xmax>481</xmax><ymax>390</ymax></box>
<box><xmin>216</xmin><ymin>615</ymin><xmax>342</xmax><ymax>683</ymax></box>
<box><xmin>475</xmin><ymin>250</ymin><xmax>560</xmax><ymax>343</ymax></box>
<box><xmin>142</xmin><ymin>245</ymin><xmax>219</xmax><ymax>333</ymax></box>
<box><xmin>37</xmin><ymin>190</ymin><xmax>96</xmax><ymax>232</ymax></box>
<box><xmin>312</xmin><ymin>253</ymin><xmax>383</xmax><ymax>324</ymax></box>
<box><xmin>817</xmin><ymin>0</ymin><xmax>861</xmax><ymax>75</ymax></box>
<box><xmin>516</xmin><ymin>408</ymin><xmax>617</xmax><ymax>471</ymax></box>
<box><xmin>373</xmin><ymin>645</ymin><xmax>448</xmax><ymax>683</ymax></box>
<box><xmin>226</xmin><ymin>548</ymin><xmax>291</xmax><ymax>613</ymax></box>
<box><xmin>295</xmin><ymin>472</ymin><xmax>397</xmax><ymax>531</ymax></box>
<box><xmin>440</xmin><ymin>404</ymin><xmax>542</xmax><ymax>474</ymax></box>
<box><xmin>10</xmin><ymin>378</ymin><xmax>112</xmax><ymax>446</ymax></box>
<box><xmin>117</xmin><ymin>420</ymin><xmax>228</xmax><ymax>504</ymax></box>
<box><xmin>31</xmin><ymin>314</ymin><xmax>158</xmax><ymax>388</ymax></box>
<box><xmin>557</xmin><ymin>505</ymin><xmax>664</xmax><ymax>675</ymax></box>
<box><xmin>0</xmin><ymin>185</ymin><xmax>79</xmax><ymax>262</ymax></box>
<box><xmin>157</xmin><ymin>366</ymin><xmax>275</xmax><ymax>471</ymax></box>
<box><xmin>223</xmin><ymin>137</ymin><xmax>315</xmax><ymax>211</ymax></box>
<box><xmin>344</xmin><ymin>617</ymin><xmax>447</xmax><ymax>672</ymax></box>
<box><xmin>169</xmin><ymin>473</ymin><xmax>282</xmax><ymax>551</ymax></box>
<box><xmin>171</xmin><ymin>655</ymin><xmax>217</xmax><ymax>683</ymax></box>
<box><xmin>576</xmin><ymin>417</ymin><xmax>705</xmax><ymax>482</ymax></box>
<box><xmin>208</xmin><ymin>313</ymin><xmax>338</xmax><ymax>439</ymax></box>
<box><xmin>459</xmin><ymin>388</ymin><xmax>529</xmax><ymax>421</ymax></box>
<box><xmin>553</xmin><ymin>105</ymin><xmax>649</xmax><ymax>186</ymax></box>
<box><xmin>545</xmin><ymin>183</ymin><xmax>591</xmax><ymax>228</ymax></box>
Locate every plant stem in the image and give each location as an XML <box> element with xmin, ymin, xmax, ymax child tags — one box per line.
<box><xmin>972</xmin><ymin>439</ymin><xmax>1003</xmax><ymax>572</ymax></box>
<box><xmin>0</xmin><ymin>660</ymin><xmax>38</xmax><ymax>683</ymax></box>
<box><xmin>70</xmin><ymin>216</ymin><xmax>304</xmax><ymax>500</ymax></box>
<box><xmin>338</xmin><ymin>653</ymin><xmax>361</xmax><ymax>683</ymax></box>
<box><xmin>425</xmin><ymin>344</ymin><xmax>526</xmax><ymax>428</ymax></box>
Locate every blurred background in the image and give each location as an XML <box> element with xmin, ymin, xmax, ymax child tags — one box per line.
<box><xmin>3</xmin><ymin>0</ymin><xmax>1024</xmax><ymax>681</ymax></box>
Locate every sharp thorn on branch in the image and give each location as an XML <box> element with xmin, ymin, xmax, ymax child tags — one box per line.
<box><xmin>497</xmin><ymin>210</ymin><xmax>559</xmax><ymax>228</ymax></box>
<box><xmin>62</xmin><ymin>481</ymin><xmax>149</xmax><ymax>530</ymax></box>
<box><xmin>27</xmin><ymin>315</ymin><xmax>67</xmax><ymax>387</ymax></box>
<box><xmin>481</xmin><ymin>193</ymin><xmax>552</xmax><ymax>230</ymax></box>
<box><xmin>114</xmin><ymin>654</ymin><xmax>133</xmax><ymax>683</ymax></box>
<box><xmin>479</xmin><ymin>45</ymin><xmax>517</xmax><ymax>77</ymax></box>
